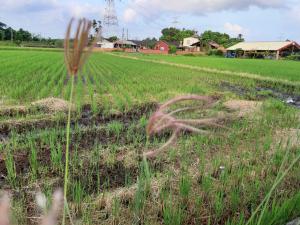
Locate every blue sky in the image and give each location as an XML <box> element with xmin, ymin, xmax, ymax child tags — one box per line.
<box><xmin>0</xmin><ymin>0</ymin><xmax>300</xmax><ymax>42</ymax></box>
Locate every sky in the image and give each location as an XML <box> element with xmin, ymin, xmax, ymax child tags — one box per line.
<box><xmin>0</xmin><ymin>0</ymin><xmax>300</xmax><ymax>42</ymax></box>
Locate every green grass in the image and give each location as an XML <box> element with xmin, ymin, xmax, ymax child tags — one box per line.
<box><xmin>0</xmin><ymin>49</ymin><xmax>299</xmax><ymax>224</ymax></box>
<box><xmin>120</xmin><ymin>53</ymin><xmax>300</xmax><ymax>82</ymax></box>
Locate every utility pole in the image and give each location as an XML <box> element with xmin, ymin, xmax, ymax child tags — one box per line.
<box><xmin>99</xmin><ymin>21</ymin><xmax>103</xmax><ymax>42</ymax></box>
<box><xmin>122</xmin><ymin>28</ymin><xmax>125</xmax><ymax>40</ymax></box>
<box><xmin>10</xmin><ymin>28</ymin><xmax>13</xmax><ymax>42</ymax></box>
<box><xmin>103</xmin><ymin>0</ymin><xmax>119</xmax><ymax>37</ymax></box>
<box><xmin>1</xmin><ymin>30</ymin><xmax>4</xmax><ymax>41</ymax></box>
<box><xmin>126</xmin><ymin>29</ymin><xmax>128</xmax><ymax>40</ymax></box>
<box><xmin>172</xmin><ymin>16</ymin><xmax>180</xmax><ymax>28</ymax></box>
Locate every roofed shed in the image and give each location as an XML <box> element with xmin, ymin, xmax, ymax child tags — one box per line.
<box><xmin>114</xmin><ymin>40</ymin><xmax>137</xmax><ymax>49</ymax></box>
<box><xmin>226</xmin><ymin>41</ymin><xmax>300</xmax><ymax>60</ymax></box>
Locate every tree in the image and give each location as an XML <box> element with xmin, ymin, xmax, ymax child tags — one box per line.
<box><xmin>160</xmin><ymin>27</ymin><xmax>197</xmax><ymax>43</ymax></box>
<box><xmin>107</xmin><ymin>36</ymin><xmax>118</xmax><ymax>42</ymax></box>
<box><xmin>201</xmin><ymin>30</ymin><xmax>244</xmax><ymax>48</ymax></box>
<box><xmin>0</xmin><ymin>22</ymin><xmax>6</xmax><ymax>30</ymax></box>
<box><xmin>0</xmin><ymin>22</ymin><xmax>6</xmax><ymax>40</ymax></box>
<box><xmin>15</xmin><ymin>28</ymin><xmax>32</xmax><ymax>41</ymax></box>
<box><xmin>92</xmin><ymin>19</ymin><xmax>102</xmax><ymax>35</ymax></box>
<box><xmin>141</xmin><ymin>37</ymin><xmax>157</xmax><ymax>49</ymax></box>
<box><xmin>4</xmin><ymin>27</ymin><xmax>15</xmax><ymax>41</ymax></box>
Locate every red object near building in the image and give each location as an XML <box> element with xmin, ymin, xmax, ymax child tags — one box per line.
<box><xmin>154</xmin><ymin>41</ymin><xmax>169</xmax><ymax>52</ymax></box>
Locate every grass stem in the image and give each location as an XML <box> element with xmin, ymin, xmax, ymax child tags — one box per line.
<box><xmin>63</xmin><ymin>75</ymin><xmax>75</xmax><ymax>225</ymax></box>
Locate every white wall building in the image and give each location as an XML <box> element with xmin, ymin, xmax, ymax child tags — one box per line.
<box><xmin>96</xmin><ymin>39</ymin><xmax>114</xmax><ymax>49</ymax></box>
<box><xmin>182</xmin><ymin>37</ymin><xmax>200</xmax><ymax>48</ymax></box>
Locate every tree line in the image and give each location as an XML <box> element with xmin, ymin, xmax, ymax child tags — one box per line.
<box><xmin>0</xmin><ymin>21</ymin><xmax>63</xmax><ymax>48</ymax></box>
<box><xmin>136</xmin><ymin>27</ymin><xmax>244</xmax><ymax>49</ymax></box>
<box><xmin>0</xmin><ymin>20</ymin><xmax>243</xmax><ymax>49</ymax></box>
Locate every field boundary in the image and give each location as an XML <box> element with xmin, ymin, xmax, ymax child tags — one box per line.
<box><xmin>108</xmin><ymin>53</ymin><xmax>300</xmax><ymax>89</ymax></box>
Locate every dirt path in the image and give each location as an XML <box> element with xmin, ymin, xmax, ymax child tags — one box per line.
<box><xmin>108</xmin><ymin>53</ymin><xmax>300</xmax><ymax>88</ymax></box>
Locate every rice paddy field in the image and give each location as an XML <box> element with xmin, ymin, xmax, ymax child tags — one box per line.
<box><xmin>118</xmin><ymin>53</ymin><xmax>300</xmax><ymax>83</ymax></box>
<box><xmin>0</xmin><ymin>48</ymin><xmax>300</xmax><ymax>225</ymax></box>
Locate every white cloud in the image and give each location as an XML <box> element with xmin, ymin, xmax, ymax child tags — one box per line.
<box><xmin>0</xmin><ymin>0</ymin><xmax>103</xmax><ymax>18</ymax></box>
<box><xmin>68</xmin><ymin>3</ymin><xmax>103</xmax><ymax>18</ymax></box>
<box><xmin>224</xmin><ymin>22</ymin><xmax>249</xmax><ymax>36</ymax></box>
<box><xmin>290</xmin><ymin>5</ymin><xmax>300</xmax><ymax>22</ymax></box>
<box><xmin>124</xmin><ymin>0</ymin><xmax>287</xmax><ymax>22</ymax></box>
<box><xmin>0</xmin><ymin>0</ymin><xmax>58</xmax><ymax>12</ymax></box>
<box><xmin>0</xmin><ymin>0</ymin><xmax>104</xmax><ymax>37</ymax></box>
<box><xmin>123</xmin><ymin>8</ymin><xmax>138</xmax><ymax>23</ymax></box>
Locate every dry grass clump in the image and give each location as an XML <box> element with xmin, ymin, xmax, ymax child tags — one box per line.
<box><xmin>223</xmin><ymin>99</ymin><xmax>262</xmax><ymax>117</ymax></box>
<box><xmin>31</xmin><ymin>97</ymin><xmax>75</xmax><ymax>112</ymax></box>
<box><xmin>272</xmin><ymin>129</ymin><xmax>300</xmax><ymax>149</ymax></box>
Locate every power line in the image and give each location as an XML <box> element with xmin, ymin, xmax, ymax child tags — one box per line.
<box><xmin>172</xmin><ymin>16</ymin><xmax>180</xmax><ymax>28</ymax></box>
<box><xmin>103</xmin><ymin>0</ymin><xmax>119</xmax><ymax>37</ymax></box>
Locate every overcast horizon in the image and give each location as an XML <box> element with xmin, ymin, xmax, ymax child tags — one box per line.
<box><xmin>0</xmin><ymin>0</ymin><xmax>300</xmax><ymax>42</ymax></box>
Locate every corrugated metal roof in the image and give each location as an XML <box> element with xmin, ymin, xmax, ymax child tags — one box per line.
<box><xmin>114</xmin><ymin>40</ymin><xmax>137</xmax><ymax>46</ymax></box>
<box><xmin>96</xmin><ymin>39</ymin><xmax>112</xmax><ymax>44</ymax></box>
<box><xmin>227</xmin><ymin>41</ymin><xmax>298</xmax><ymax>51</ymax></box>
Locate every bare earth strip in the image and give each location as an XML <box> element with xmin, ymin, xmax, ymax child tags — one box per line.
<box><xmin>109</xmin><ymin>53</ymin><xmax>300</xmax><ymax>88</ymax></box>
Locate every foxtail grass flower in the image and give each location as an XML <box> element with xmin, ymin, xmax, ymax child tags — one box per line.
<box><xmin>64</xmin><ymin>18</ymin><xmax>96</xmax><ymax>76</ymax></box>
<box><xmin>63</xmin><ymin>17</ymin><xmax>97</xmax><ymax>225</ymax></box>
<box><xmin>145</xmin><ymin>95</ymin><xmax>222</xmax><ymax>158</ymax></box>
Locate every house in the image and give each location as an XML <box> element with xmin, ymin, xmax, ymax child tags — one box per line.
<box><xmin>114</xmin><ymin>40</ymin><xmax>137</xmax><ymax>49</ymax></box>
<box><xmin>208</xmin><ymin>41</ymin><xmax>220</xmax><ymax>49</ymax></box>
<box><xmin>96</xmin><ymin>39</ymin><xmax>114</xmax><ymax>49</ymax></box>
<box><xmin>182</xmin><ymin>37</ymin><xmax>201</xmax><ymax>52</ymax></box>
<box><xmin>182</xmin><ymin>37</ymin><xmax>200</xmax><ymax>48</ymax></box>
<box><xmin>226</xmin><ymin>41</ymin><xmax>300</xmax><ymax>60</ymax></box>
<box><xmin>154</xmin><ymin>40</ymin><xmax>170</xmax><ymax>52</ymax></box>
<box><xmin>154</xmin><ymin>40</ymin><xmax>180</xmax><ymax>52</ymax></box>
<box><xmin>128</xmin><ymin>40</ymin><xmax>146</xmax><ymax>49</ymax></box>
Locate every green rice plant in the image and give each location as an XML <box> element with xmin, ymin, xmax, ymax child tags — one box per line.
<box><xmin>162</xmin><ymin>194</ymin><xmax>184</xmax><ymax>225</ymax></box>
<box><xmin>246</xmin><ymin>143</ymin><xmax>300</xmax><ymax>225</ymax></box>
<box><xmin>214</xmin><ymin>191</ymin><xmax>225</xmax><ymax>220</ymax></box>
<box><xmin>72</xmin><ymin>180</ymin><xmax>84</xmax><ymax>206</ymax></box>
<box><xmin>5</xmin><ymin>150</ymin><xmax>17</xmax><ymax>187</ymax></box>
<box><xmin>133</xmin><ymin>158</ymin><xmax>151</xmax><ymax>224</ymax></box>
<box><xmin>50</xmin><ymin>142</ymin><xmax>63</xmax><ymax>173</ymax></box>
<box><xmin>138</xmin><ymin>115</ymin><xmax>148</xmax><ymax>129</ymax></box>
<box><xmin>112</xmin><ymin>197</ymin><xmax>121</xmax><ymax>225</ymax></box>
<box><xmin>107</xmin><ymin>121</ymin><xmax>124</xmax><ymax>140</ymax></box>
<box><xmin>179</xmin><ymin>173</ymin><xmax>191</xmax><ymax>202</ymax></box>
<box><xmin>121</xmin><ymin>53</ymin><xmax>300</xmax><ymax>83</ymax></box>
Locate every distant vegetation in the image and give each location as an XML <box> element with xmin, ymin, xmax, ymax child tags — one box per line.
<box><xmin>0</xmin><ymin>21</ymin><xmax>63</xmax><ymax>48</ymax></box>
<box><xmin>160</xmin><ymin>27</ymin><xmax>197</xmax><ymax>43</ymax></box>
<box><xmin>158</xmin><ymin>27</ymin><xmax>244</xmax><ymax>48</ymax></box>
<box><xmin>201</xmin><ymin>30</ymin><xmax>244</xmax><ymax>48</ymax></box>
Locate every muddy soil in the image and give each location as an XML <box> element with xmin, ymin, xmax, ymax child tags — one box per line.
<box><xmin>0</xmin><ymin>103</ymin><xmax>165</xmax><ymax>194</ymax></box>
<box><xmin>0</xmin><ymin>102</ymin><xmax>157</xmax><ymax>133</ymax></box>
<box><xmin>220</xmin><ymin>81</ymin><xmax>300</xmax><ymax>108</ymax></box>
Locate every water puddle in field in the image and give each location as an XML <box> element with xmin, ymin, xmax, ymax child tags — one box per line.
<box><xmin>220</xmin><ymin>82</ymin><xmax>300</xmax><ymax>109</ymax></box>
